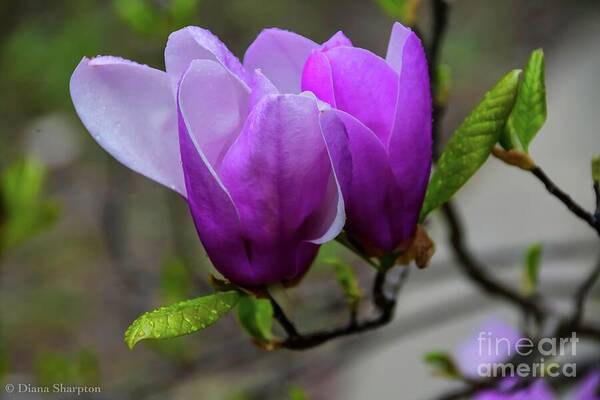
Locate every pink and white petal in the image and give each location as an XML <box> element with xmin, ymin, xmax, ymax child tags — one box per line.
<box><xmin>388</xmin><ymin>30</ymin><xmax>432</xmax><ymax>239</ymax></box>
<box><xmin>165</xmin><ymin>26</ymin><xmax>249</xmax><ymax>89</ymax></box>
<box><xmin>309</xmin><ymin>47</ymin><xmax>399</xmax><ymax>145</ymax></box>
<box><xmin>176</xmin><ymin>60</ymin><xmax>250</xmax><ymax>169</ymax></box>
<box><xmin>385</xmin><ymin>22</ymin><xmax>413</xmax><ymax>74</ymax></box>
<box><xmin>248</xmin><ymin>69</ymin><xmax>279</xmax><ymax>111</ymax></box>
<box><xmin>70</xmin><ymin>56</ymin><xmax>184</xmax><ymax>195</ymax></box>
<box><xmin>322</xmin><ymin>110</ymin><xmax>399</xmax><ymax>252</ymax></box>
<box><xmin>243</xmin><ymin>28</ymin><xmax>318</xmax><ymax>94</ymax></box>
<box><xmin>301</xmin><ymin>51</ymin><xmax>337</xmax><ymax>107</ymax></box>
<box><xmin>219</xmin><ymin>94</ymin><xmax>338</xmax><ymax>247</ymax></box>
<box><xmin>320</xmin><ymin>30</ymin><xmax>353</xmax><ymax>51</ymax></box>
<box><xmin>178</xmin><ymin>66</ymin><xmax>257</xmax><ymax>287</ymax></box>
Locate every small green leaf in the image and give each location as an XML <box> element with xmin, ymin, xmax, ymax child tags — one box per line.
<box><xmin>0</xmin><ymin>159</ymin><xmax>58</xmax><ymax>252</ymax></box>
<box><xmin>502</xmin><ymin>49</ymin><xmax>547</xmax><ymax>151</ymax></box>
<box><xmin>124</xmin><ymin>291</ymin><xmax>240</xmax><ymax>349</ymax></box>
<box><xmin>424</xmin><ymin>351</ymin><xmax>460</xmax><ymax>378</ymax></box>
<box><xmin>592</xmin><ymin>155</ymin><xmax>600</xmax><ymax>183</ymax></box>
<box><xmin>420</xmin><ymin>70</ymin><xmax>522</xmax><ymax>220</ymax></box>
<box><xmin>236</xmin><ymin>295</ymin><xmax>274</xmax><ymax>343</ymax></box>
<box><xmin>522</xmin><ymin>242</ymin><xmax>543</xmax><ymax>295</ymax></box>
<box><xmin>288</xmin><ymin>386</ymin><xmax>309</xmax><ymax>400</ymax></box>
<box><xmin>324</xmin><ymin>258</ymin><xmax>362</xmax><ymax>308</ymax></box>
<box><xmin>169</xmin><ymin>0</ymin><xmax>200</xmax><ymax>22</ymax></box>
<box><xmin>0</xmin><ymin>341</ymin><xmax>8</xmax><ymax>382</ymax></box>
<box><xmin>373</xmin><ymin>0</ymin><xmax>422</xmax><ymax>25</ymax></box>
<box><xmin>435</xmin><ymin>64</ymin><xmax>452</xmax><ymax>106</ymax></box>
<box><xmin>160</xmin><ymin>256</ymin><xmax>192</xmax><ymax>304</ymax></box>
<box><xmin>113</xmin><ymin>0</ymin><xmax>158</xmax><ymax>35</ymax></box>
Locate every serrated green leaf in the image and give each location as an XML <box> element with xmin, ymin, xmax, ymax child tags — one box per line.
<box><xmin>160</xmin><ymin>256</ymin><xmax>192</xmax><ymax>304</ymax></box>
<box><xmin>522</xmin><ymin>242</ymin><xmax>543</xmax><ymax>295</ymax></box>
<box><xmin>124</xmin><ymin>291</ymin><xmax>240</xmax><ymax>349</ymax></box>
<box><xmin>424</xmin><ymin>351</ymin><xmax>460</xmax><ymax>378</ymax></box>
<box><xmin>324</xmin><ymin>258</ymin><xmax>362</xmax><ymax>307</ymax></box>
<box><xmin>420</xmin><ymin>70</ymin><xmax>522</xmax><ymax>220</ymax></box>
<box><xmin>1</xmin><ymin>159</ymin><xmax>58</xmax><ymax>252</ymax></box>
<box><xmin>502</xmin><ymin>49</ymin><xmax>546</xmax><ymax>151</ymax></box>
<box><xmin>236</xmin><ymin>295</ymin><xmax>273</xmax><ymax>342</ymax></box>
<box><xmin>592</xmin><ymin>156</ymin><xmax>600</xmax><ymax>183</ymax></box>
<box><xmin>288</xmin><ymin>386</ymin><xmax>308</xmax><ymax>400</ymax></box>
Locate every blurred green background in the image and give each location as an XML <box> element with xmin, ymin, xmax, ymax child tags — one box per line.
<box><xmin>0</xmin><ymin>0</ymin><xmax>598</xmax><ymax>399</ymax></box>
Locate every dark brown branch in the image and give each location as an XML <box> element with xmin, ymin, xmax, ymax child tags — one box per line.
<box><xmin>428</xmin><ymin>0</ymin><xmax>450</xmax><ymax>159</ymax></box>
<box><xmin>269</xmin><ymin>295</ymin><xmax>300</xmax><ymax>339</ymax></box>
<box><xmin>594</xmin><ymin>180</ymin><xmax>600</xmax><ymax>221</ymax></box>
<box><xmin>273</xmin><ymin>269</ymin><xmax>401</xmax><ymax>351</ymax></box>
<box><xmin>441</xmin><ymin>202</ymin><xmax>547</xmax><ymax>321</ymax></box>
<box><xmin>572</xmin><ymin>257</ymin><xmax>600</xmax><ymax>326</ymax></box>
<box><xmin>531</xmin><ymin>166</ymin><xmax>600</xmax><ymax>235</ymax></box>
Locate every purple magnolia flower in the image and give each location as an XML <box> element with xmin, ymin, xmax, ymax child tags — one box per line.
<box><xmin>301</xmin><ymin>23</ymin><xmax>433</xmax><ymax>254</ymax></box>
<box><xmin>576</xmin><ymin>371</ymin><xmax>600</xmax><ymax>400</ymax></box>
<box><xmin>70</xmin><ymin>27</ymin><xmax>346</xmax><ymax>287</ymax></box>
<box><xmin>475</xmin><ymin>379</ymin><xmax>555</xmax><ymax>400</ymax></box>
<box><xmin>456</xmin><ymin>319</ymin><xmax>555</xmax><ymax>400</ymax></box>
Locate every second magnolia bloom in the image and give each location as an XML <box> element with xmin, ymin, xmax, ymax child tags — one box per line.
<box><xmin>302</xmin><ymin>23</ymin><xmax>432</xmax><ymax>255</ymax></box>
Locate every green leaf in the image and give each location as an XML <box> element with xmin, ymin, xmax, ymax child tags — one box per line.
<box><xmin>522</xmin><ymin>242</ymin><xmax>543</xmax><ymax>295</ymax></box>
<box><xmin>420</xmin><ymin>70</ymin><xmax>522</xmax><ymax>220</ymax></box>
<box><xmin>0</xmin><ymin>341</ymin><xmax>8</xmax><ymax>382</ymax></box>
<box><xmin>236</xmin><ymin>295</ymin><xmax>274</xmax><ymax>343</ymax></box>
<box><xmin>373</xmin><ymin>0</ymin><xmax>422</xmax><ymax>25</ymax></box>
<box><xmin>435</xmin><ymin>64</ymin><xmax>452</xmax><ymax>106</ymax></box>
<box><xmin>169</xmin><ymin>0</ymin><xmax>200</xmax><ymax>22</ymax></box>
<box><xmin>324</xmin><ymin>258</ymin><xmax>362</xmax><ymax>308</ymax></box>
<box><xmin>160</xmin><ymin>256</ymin><xmax>192</xmax><ymax>304</ymax></box>
<box><xmin>113</xmin><ymin>0</ymin><xmax>158</xmax><ymax>34</ymax></box>
<box><xmin>1</xmin><ymin>159</ymin><xmax>58</xmax><ymax>252</ymax></box>
<box><xmin>288</xmin><ymin>386</ymin><xmax>309</xmax><ymax>400</ymax></box>
<box><xmin>592</xmin><ymin>155</ymin><xmax>600</xmax><ymax>183</ymax></box>
<box><xmin>502</xmin><ymin>49</ymin><xmax>546</xmax><ymax>151</ymax></box>
<box><xmin>124</xmin><ymin>291</ymin><xmax>240</xmax><ymax>349</ymax></box>
<box><xmin>424</xmin><ymin>351</ymin><xmax>460</xmax><ymax>378</ymax></box>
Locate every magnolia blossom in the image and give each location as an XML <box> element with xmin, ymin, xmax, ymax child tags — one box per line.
<box><xmin>301</xmin><ymin>23</ymin><xmax>432</xmax><ymax>254</ymax></box>
<box><xmin>70</xmin><ymin>27</ymin><xmax>347</xmax><ymax>287</ymax></box>
<box><xmin>456</xmin><ymin>319</ymin><xmax>555</xmax><ymax>400</ymax></box>
<box><xmin>576</xmin><ymin>371</ymin><xmax>600</xmax><ymax>400</ymax></box>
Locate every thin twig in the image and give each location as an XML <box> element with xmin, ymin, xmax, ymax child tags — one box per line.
<box><xmin>272</xmin><ymin>269</ymin><xmax>400</xmax><ymax>350</ymax></box>
<box><xmin>268</xmin><ymin>295</ymin><xmax>300</xmax><ymax>339</ymax></box>
<box><xmin>572</xmin><ymin>257</ymin><xmax>600</xmax><ymax>326</ymax></box>
<box><xmin>429</xmin><ymin>0</ymin><xmax>450</xmax><ymax>159</ymax></box>
<box><xmin>530</xmin><ymin>166</ymin><xmax>600</xmax><ymax>235</ymax></box>
<box><xmin>441</xmin><ymin>202</ymin><xmax>547</xmax><ymax>321</ymax></box>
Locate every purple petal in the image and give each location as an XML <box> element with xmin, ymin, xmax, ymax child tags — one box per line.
<box><xmin>70</xmin><ymin>56</ymin><xmax>184</xmax><ymax>195</ymax></box>
<box><xmin>322</xmin><ymin>110</ymin><xmax>401</xmax><ymax>252</ymax></box>
<box><xmin>302</xmin><ymin>51</ymin><xmax>337</xmax><ymax>107</ymax></box>
<box><xmin>576</xmin><ymin>371</ymin><xmax>600</xmax><ymax>400</ymax></box>
<box><xmin>175</xmin><ymin>60</ymin><xmax>249</xmax><ymax>170</ymax></box>
<box><xmin>455</xmin><ymin>319</ymin><xmax>522</xmax><ymax>379</ymax></box>
<box><xmin>320</xmin><ymin>31</ymin><xmax>353</xmax><ymax>51</ymax></box>
<box><xmin>248</xmin><ymin>69</ymin><xmax>279</xmax><ymax>111</ymax></box>
<box><xmin>475</xmin><ymin>380</ymin><xmax>555</xmax><ymax>400</ymax></box>
<box><xmin>244</xmin><ymin>28</ymin><xmax>317</xmax><ymax>93</ymax></box>
<box><xmin>385</xmin><ymin>21</ymin><xmax>412</xmax><ymax>74</ymax></box>
<box><xmin>387</xmin><ymin>28</ymin><xmax>432</xmax><ymax>241</ymax></box>
<box><xmin>302</xmin><ymin>47</ymin><xmax>399</xmax><ymax>145</ymax></box>
<box><xmin>178</xmin><ymin>61</ymin><xmax>256</xmax><ymax>286</ymax></box>
<box><xmin>165</xmin><ymin>26</ymin><xmax>249</xmax><ymax>90</ymax></box>
<box><xmin>219</xmin><ymin>94</ymin><xmax>343</xmax><ymax>281</ymax></box>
